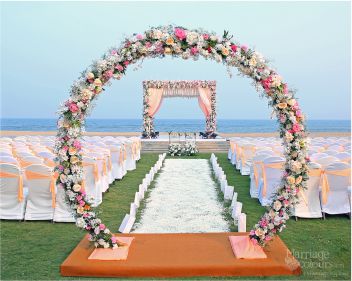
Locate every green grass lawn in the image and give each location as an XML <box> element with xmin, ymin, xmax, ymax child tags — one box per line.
<box><xmin>0</xmin><ymin>153</ymin><xmax>350</xmax><ymax>280</ymax></box>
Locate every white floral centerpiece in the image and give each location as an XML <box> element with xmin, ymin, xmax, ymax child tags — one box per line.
<box><xmin>182</xmin><ymin>142</ymin><xmax>199</xmax><ymax>156</ymax></box>
<box><xmin>168</xmin><ymin>142</ymin><xmax>198</xmax><ymax>156</ymax></box>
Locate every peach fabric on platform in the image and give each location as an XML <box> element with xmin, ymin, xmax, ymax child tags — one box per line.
<box><xmin>61</xmin><ymin>232</ymin><xmax>301</xmax><ymax>278</ymax></box>
<box><xmin>0</xmin><ymin>171</ymin><xmax>23</xmax><ymax>201</ymax></box>
<box><xmin>88</xmin><ymin>237</ymin><xmax>134</xmax><ymax>260</ymax></box>
<box><xmin>229</xmin><ymin>236</ymin><xmax>267</xmax><ymax>259</ymax></box>
<box><xmin>147</xmin><ymin>88</ymin><xmax>163</xmax><ymax>117</ymax></box>
<box><xmin>25</xmin><ymin>170</ymin><xmax>56</xmax><ymax>207</ymax></box>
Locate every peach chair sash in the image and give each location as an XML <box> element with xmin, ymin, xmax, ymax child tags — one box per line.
<box><xmin>241</xmin><ymin>146</ymin><xmax>256</xmax><ymax>167</ymax></box>
<box><xmin>261</xmin><ymin>162</ymin><xmax>284</xmax><ymax>197</ymax></box>
<box><xmin>230</xmin><ymin>142</ymin><xmax>235</xmax><ymax>153</ymax></box>
<box><xmin>123</xmin><ymin>146</ymin><xmax>127</xmax><ymax>161</ymax></box>
<box><xmin>25</xmin><ymin>170</ymin><xmax>56</xmax><ymax>207</ymax></box>
<box><xmin>18</xmin><ymin>159</ymin><xmax>36</xmax><ymax>168</ymax></box>
<box><xmin>320</xmin><ymin>168</ymin><xmax>351</xmax><ymax>205</ymax></box>
<box><xmin>253</xmin><ymin>161</ymin><xmax>263</xmax><ymax>188</ymax></box>
<box><xmin>0</xmin><ymin>171</ymin><xmax>24</xmax><ymax>201</ymax></box>
<box><xmin>82</xmin><ymin>162</ymin><xmax>99</xmax><ymax>182</ymax></box>
<box><xmin>99</xmin><ymin>158</ymin><xmax>107</xmax><ymax>176</ymax></box>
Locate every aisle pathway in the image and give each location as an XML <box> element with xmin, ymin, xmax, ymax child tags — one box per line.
<box><xmin>133</xmin><ymin>159</ymin><xmax>230</xmax><ymax>233</ymax></box>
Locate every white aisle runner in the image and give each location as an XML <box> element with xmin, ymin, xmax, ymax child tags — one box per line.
<box><xmin>133</xmin><ymin>159</ymin><xmax>230</xmax><ymax>233</ymax></box>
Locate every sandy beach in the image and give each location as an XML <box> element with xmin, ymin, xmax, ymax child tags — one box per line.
<box><xmin>0</xmin><ymin>130</ymin><xmax>350</xmax><ymax>138</ymax></box>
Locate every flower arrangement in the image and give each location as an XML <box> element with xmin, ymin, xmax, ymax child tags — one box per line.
<box><xmin>182</xmin><ymin>142</ymin><xmax>199</xmax><ymax>156</ymax></box>
<box><xmin>168</xmin><ymin>142</ymin><xmax>199</xmax><ymax>156</ymax></box>
<box><xmin>168</xmin><ymin>143</ymin><xmax>183</xmax><ymax>156</ymax></box>
<box><xmin>56</xmin><ymin>25</ymin><xmax>308</xmax><ymax>248</ymax></box>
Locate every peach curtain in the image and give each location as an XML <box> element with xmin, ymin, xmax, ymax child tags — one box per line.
<box><xmin>197</xmin><ymin>87</ymin><xmax>212</xmax><ymax>118</ymax></box>
<box><xmin>147</xmin><ymin>88</ymin><xmax>164</xmax><ymax>117</ymax></box>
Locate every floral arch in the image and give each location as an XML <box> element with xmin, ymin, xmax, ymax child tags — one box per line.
<box><xmin>55</xmin><ymin>25</ymin><xmax>308</xmax><ymax>249</ymax></box>
<box><xmin>142</xmin><ymin>80</ymin><xmax>217</xmax><ymax>138</ymax></box>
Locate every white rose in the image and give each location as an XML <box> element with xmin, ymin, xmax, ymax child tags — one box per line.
<box><xmin>76</xmin><ymin>217</ymin><xmax>85</xmax><ymax>228</ymax></box>
<box><xmin>98</xmin><ymin>239</ymin><xmax>105</xmax><ymax>245</ymax></box>
<box><xmin>186</xmin><ymin>31</ymin><xmax>199</xmax><ymax>45</ymax></box>
<box><xmin>273</xmin><ymin>200</ymin><xmax>282</xmax><ymax>211</ymax></box>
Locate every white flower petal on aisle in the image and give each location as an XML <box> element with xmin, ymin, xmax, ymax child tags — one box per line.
<box><xmin>133</xmin><ymin>159</ymin><xmax>230</xmax><ymax>233</ymax></box>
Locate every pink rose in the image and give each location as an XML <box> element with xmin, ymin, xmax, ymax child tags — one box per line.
<box><xmin>231</xmin><ymin>44</ymin><xmax>238</xmax><ymax>52</ymax></box>
<box><xmin>76</xmin><ymin>195</ymin><xmax>82</xmax><ymax>201</ymax></box>
<box><xmin>69</xmin><ymin>103</ymin><xmax>79</xmax><ymax>113</ymax></box>
<box><xmin>265</xmin><ymin>236</ymin><xmax>272</xmax><ymax>241</ymax></box>
<box><xmin>79</xmin><ymin>200</ymin><xmax>85</xmax><ymax>206</ymax></box>
<box><xmin>73</xmin><ymin>140</ymin><xmax>81</xmax><ymax>149</ymax></box>
<box><xmin>241</xmin><ymin>45</ymin><xmax>248</xmax><ymax>52</ymax></box>
<box><xmin>83</xmin><ymin>213</ymin><xmax>89</xmax><ymax>218</ymax></box>
<box><xmin>250</xmin><ymin>230</ymin><xmax>255</xmax><ymax>236</ymax></box>
<box><xmin>283</xmin><ymin>84</ymin><xmax>288</xmax><ymax>95</ymax></box>
<box><xmin>99</xmin><ymin>224</ymin><xmax>106</xmax><ymax>230</ymax></box>
<box><xmin>136</xmin><ymin>34</ymin><xmax>143</xmax><ymax>40</ymax></box>
<box><xmin>111</xmin><ymin>50</ymin><xmax>117</xmax><ymax>55</ymax></box>
<box><xmin>295</xmin><ymin>110</ymin><xmax>302</xmax><ymax>118</ymax></box>
<box><xmin>123</xmin><ymin>61</ymin><xmax>129</xmax><ymax>66</ymax></box>
<box><xmin>174</xmin><ymin>28</ymin><xmax>186</xmax><ymax>40</ymax></box>
<box><xmin>62</xmin><ymin>146</ymin><xmax>68</xmax><ymax>151</ymax></box>
<box><xmin>103</xmin><ymin>70</ymin><xmax>113</xmax><ymax>79</ymax></box>
<box><xmin>145</xmin><ymin>42</ymin><xmax>152</xmax><ymax>48</ymax></box>
<box><xmin>58</xmin><ymin>165</ymin><xmax>64</xmax><ymax>171</ymax></box>
<box><xmin>111</xmin><ymin>236</ymin><xmax>117</xmax><ymax>243</ymax></box>
<box><xmin>251</xmin><ymin>238</ymin><xmax>258</xmax><ymax>245</ymax></box>
<box><xmin>261</xmin><ymin>76</ymin><xmax>272</xmax><ymax>90</ymax></box>
<box><xmin>292</xmin><ymin>123</ymin><xmax>301</xmax><ymax>133</ymax></box>
<box><xmin>115</xmin><ymin>64</ymin><xmax>124</xmax><ymax>72</ymax></box>
<box><xmin>190</xmin><ymin>46</ymin><xmax>198</xmax><ymax>55</ymax></box>
<box><xmin>85</xmin><ymin>225</ymin><xmax>91</xmax><ymax>230</ymax></box>
<box><xmin>203</xmin><ymin>34</ymin><xmax>209</xmax><ymax>40</ymax></box>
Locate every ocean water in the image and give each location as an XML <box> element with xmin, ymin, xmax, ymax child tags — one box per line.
<box><xmin>0</xmin><ymin>118</ymin><xmax>350</xmax><ymax>133</ymax></box>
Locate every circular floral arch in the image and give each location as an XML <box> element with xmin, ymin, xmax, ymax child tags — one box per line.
<box><xmin>55</xmin><ymin>25</ymin><xmax>309</xmax><ymax>249</ymax></box>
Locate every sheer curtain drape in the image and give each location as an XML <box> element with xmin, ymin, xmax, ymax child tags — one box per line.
<box><xmin>197</xmin><ymin>87</ymin><xmax>212</xmax><ymax>118</ymax></box>
<box><xmin>147</xmin><ymin>88</ymin><xmax>163</xmax><ymax>117</ymax></box>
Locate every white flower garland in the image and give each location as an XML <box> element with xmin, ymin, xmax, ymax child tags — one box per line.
<box><xmin>55</xmin><ymin>25</ymin><xmax>308</xmax><ymax>248</ymax></box>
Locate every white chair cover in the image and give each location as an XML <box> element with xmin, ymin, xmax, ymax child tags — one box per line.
<box><xmin>53</xmin><ymin>185</ymin><xmax>75</xmax><ymax>222</ymax></box>
<box><xmin>0</xmin><ymin>163</ymin><xmax>26</xmax><ymax>220</ymax></box>
<box><xmin>321</xmin><ymin>162</ymin><xmax>351</xmax><ymax>215</ymax></box>
<box><xmin>24</xmin><ymin>164</ymin><xmax>55</xmax><ymax>220</ymax></box>
<box><xmin>258</xmin><ymin>156</ymin><xmax>285</xmax><ymax>206</ymax></box>
<box><xmin>294</xmin><ymin>162</ymin><xmax>323</xmax><ymax>218</ymax></box>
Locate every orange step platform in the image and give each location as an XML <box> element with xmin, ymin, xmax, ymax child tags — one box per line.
<box><xmin>61</xmin><ymin>232</ymin><xmax>301</xmax><ymax>278</ymax></box>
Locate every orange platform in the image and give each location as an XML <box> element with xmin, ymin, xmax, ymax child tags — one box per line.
<box><xmin>60</xmin><ymin>232</ymin><xmax>301</xmax><ymax>278</ymax></box>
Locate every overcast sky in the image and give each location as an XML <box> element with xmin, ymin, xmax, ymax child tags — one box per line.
<box><xmin>1</xmin><ymin>1</ymin><xmax>350</xmax><ymax>120</ymax></box>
